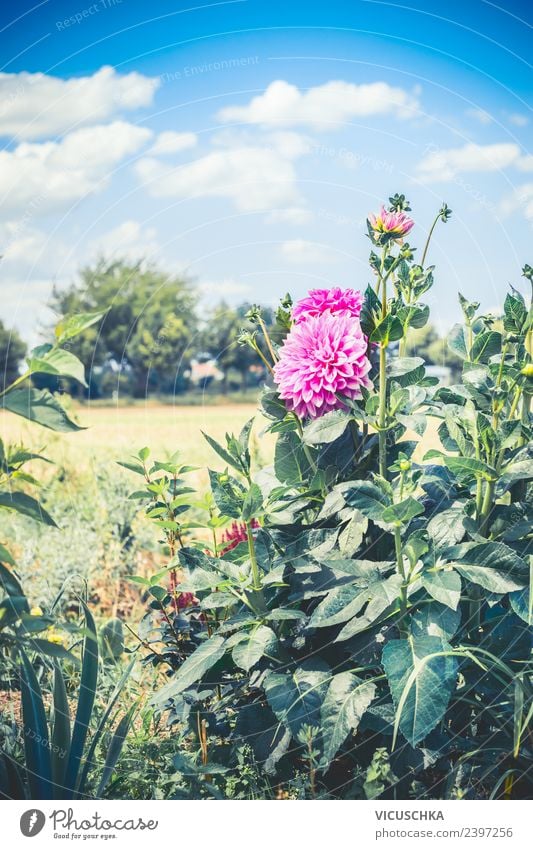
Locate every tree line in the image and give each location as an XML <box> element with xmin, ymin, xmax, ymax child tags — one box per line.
<box><xmin>1</xmin><ymin>257</ymin><xmax>461</xmax><ymax>398</ymax></box>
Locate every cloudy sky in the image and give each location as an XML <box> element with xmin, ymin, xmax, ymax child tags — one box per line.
<box><xmin>0</xmin><ymin>0</ymin><xmax>531</xmax><ymax>341</ymax></box>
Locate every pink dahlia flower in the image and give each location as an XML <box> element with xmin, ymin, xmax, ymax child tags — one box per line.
<box><xmin>292</xmin><ymin>287</ymin><xmax>363</xmax><ymax>324</ymax></box>
<box><xmin>368</xmin><ymin>206</ymin><xmax>414</xmax><ymax>240</ymax></box>
<box><xmin>273</xmin><ymin>311</ymin><xmax>372</xmax><ymax>419</ymax></box>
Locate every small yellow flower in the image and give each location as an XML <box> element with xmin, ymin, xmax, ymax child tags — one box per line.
<box><xmin>399</xmin><ymin>459</ymin><xmax>411</xmax><ymax>472</ymax></box>
<box><xmin>521</xmin><ymin>363</ymin><xmax>533</xmax><ymax>378</ymax></box>
<box><xmin>45</xmin><ymin>628</ymin><xmax>65</xmax><ymax>646</ymax></box>
<box><xmin>30</xmin><ymin>606</ymin><xmax>43</xmax><ymax>617</ymax></box>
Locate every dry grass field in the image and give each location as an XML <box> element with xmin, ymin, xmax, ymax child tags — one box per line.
<box><xmin>0</xmin><ymin>398</ymin><xmax>440</xmax><ymax>480</ymax></box>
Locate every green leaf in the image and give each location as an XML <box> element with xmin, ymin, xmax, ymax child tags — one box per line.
<box><xmin>427</xmin><ymin>503</ymin><xmax>465</xmax><ymax>547</ymax></box>
<box><xmin>202</xmin><ymin>432</ymin><xmax>243</xmax><ymax>474</ymax></box>
<box><xmin>241</xmin><ymin>483</ymin><xmax>263</xmax><ymax>522</ymax></box>
<box><xmin>2</xmin><ymin>388</ymin><xmax>84</xmax><ymax>432</ymax></box>
<box><xmin>471</xmin><ymin>331</ymin><xmax>502</xmax><ymax>363</ymax></box>
<box><xmin>27</xmin><ymin>346</ymin><xmax>87</xmax><ymax>386</ymax></box>
<box><xmin>208</xmin><ymin>470</ymin><xmax>244</xmax><ymax>519</ymax></box>
<box><xmin>19</xmin><ymin>648</ymin><xmax>53</xmax><ymax>799</ymax></box>
<box><xmin>446</xmin><ymin>541</ymin><xmax>527</xmax><ymax>577</ymax></box>
<box><xmin>96</xmin><ymin>705</ymin><xmax>136</xmax><ymax>797</ymax></box>
<box><xmin>309</xmin><ymin>584</ymin><xmax>369</xmax><ymax>629</ymax></box>
<box><xmin>63</xmin><ymin>602</ymin><xmax>98</xmax><ymax>799</ymax></box>
<box><xmin>154</xmin><ymin>635</ymin><xmax>226</xmax><ymax>702</ymax></box>
<box><xmin>370</xmin><ymin>314</ymin><xmax>403</xmax><ymax>345</ymax></box>
<box><xmin>263</xmin><ymin>661</ymin><xmax>330</xmax><ymax>737</ymax></box>
<box><xmin>411</xmin><ymin>602</ymin><xmax>461</xmax><ymax>640</ymax></box>
<box><xmin>422</xmin><ymin>568</ymin><xmax>461</xmax><ymax>611</ymax></box>
<box><xmin>509</xmin><ymin>586</ymin><xmax>532</xmax><ymax>626</ymax></box>
<box><xmin>338</xmin><ymin>513</ymin><xmax>368</xmax><ymax>556</ymax></box>
<box><xmin>503</xmin><ymin>291</ymin><xmax>527</xmax><ymax>334</ymax></box>
<box><xmin>52</xmin><ymin>662</ymin><xmax>71</xmax><ymax>792</ymax></box>
<box><xmin>54</xmin><ymin>311</ymin><xmax>104</xmax><ymax>344</ymax></box>
<box><xmin>454</xmin><ymin>564</ymin><xmax>525</xmax><ymax>593</ymax></box>
<box><xmin>448</xmin><ymin>324</ymin><xmax>468</xmax><ymax>360</ymax></box>
<box><xmin>336</xmin><ymin>574</ymin><xmax>403</xmax><ymax>641</ymax></box>
<box><xmin>444</xmin><ymin>456</ymin><xmax>496</xmax><ymax>481</ymax></box>
<box><xmin>382</xmin><ymin>636</ymin><xmax>458</xmax><ymax>747</ymax></box>
<box><xmin>232</xmin><ymin>625</ymin><xmax>277</xmax><ymax>671</ymax></box>
<box><xmin>386</xmin><ymin>357</ymin><xmax>424</xmax><ymax>379</ymax></box>
<box><xmin>382</xmin><ymin>497</ymin><xmax>424</xmax><ymax>525</ymax></box>
<box><xmin>0</xmin><ymin>491</ymin><xmax>57</xmax><ymax>527</ymax></box>
<box><xmin>302</xmin><ymin>410</ymin><xmax>351</xmax><ymax>445</ymax></box>
<box><xmin>344</xmin><ymin>481</ymin><xmax>390</xmax><ymax>522</ymax></box>
<box><xmin>321</xmin><ymin>672</ymin><xmax>376</xmax><ymax>769</ymax></box>
<box><xmin>0</xmin><ymin>542</ymin><xmax>16</xmax><ymax>566</ymax></box>
<box><xmin>0</xmin><ymin>560</ymin><xmax>24</xmax><ymax>597</ymax></box>
<box><xmin>274</xmin><ymin>431</ymin><xmax>309</xmax><ymax>485</ymax></box>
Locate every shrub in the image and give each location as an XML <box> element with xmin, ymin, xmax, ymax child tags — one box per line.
<box><xmin>125</xmin><ymin>196</ymin><xmax>532</xmax><ymax>800</ymax></box>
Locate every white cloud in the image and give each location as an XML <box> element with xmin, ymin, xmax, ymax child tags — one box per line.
<box><xmin>465</xmin><ymin>108</ymin><xmax>493</xmax><ymax>125</ymax></box>
<box><xmin>267</xmin><ymin>207</ymin><xmax>314</xmax><ymax>225</ymax></box>
<box><xmin>516</xmin><ymin>155</ymin><xmax>533</xmax><ymax>172</ymax></box>
<box><xmin>500</xmin><ymin>183</ymin><xmax>533</xmax><ymax>222</ymax></box>
<box><xmin>0</xmin><ymin>121</ymin><xmax>152</xmax><ymax>216</ymax></box>
<box><xmin>0</xmin><ymin>66</ymin><xmax>159</xmax><ymax>140</ymax></box>
<box><xmin>149</xmin><ymin>131</ymin><xmax>197</xmax><ymax>155</ymax></box>
<box><xmin>135</xmin><ymin>145</ymin><xmax>298</xmax><ymax>211</ymax></box>
<box><xmin>280</xmin><ymin>239</ymin><xmax>338</xmax><ymax>264</ymax></box>
<box><xmin>199</xmin><ymin>278</ymin><xmax>252</xmax><ymax>297</ymax></box>
<box><xmin>89</xmin><ymin>220</ymin><xmax>160</xmax><ymax>261</ymax></box>
<box><xmin>418</xmin><ymin>142</ymin><xmax>521</xmax><ymax>181</ymax></box>
<box><xmin>507</xmin><ymin>113</ymin><xmax>529</xmax><ymax>128</ymax></box>
<box><xmin>0</xmin><ymin>222</ymin><xmax>71</xmax><ymax>275</ymax></box>
<box><xmin>217</xmin><ymin>79</ymin><xmax>420</xmax><ymax>130</ymax></box>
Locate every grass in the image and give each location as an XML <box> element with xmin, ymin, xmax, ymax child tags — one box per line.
<box><xmin>0</xmin><ymin>397</ymin><xmax>440</xmax><ymax>474</ymax></box>
<box><xmin>0</xmin><ymin>400</ymin><xmax>274</xmax><ymax>492</ymax></box>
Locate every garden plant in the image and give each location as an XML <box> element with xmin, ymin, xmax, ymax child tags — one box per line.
<box><xmin>124</xmin><ymin>195</ymin><xmax>533</xmax><ymax>800</ymax></box>
<box><xmin>0</xmin><ymin>312</ymin><xmax>136</xmax><ymax>799</ymax></box>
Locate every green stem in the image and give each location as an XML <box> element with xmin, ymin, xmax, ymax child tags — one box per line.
<box><xmin>394</xmin><ymin>526</ymin><xmax>408</xmax><ymax>636</ymax></box>
<box><xmin>378</xmin><ymin>271</ymin><xmax>388</xmax><ymax>479</ymax></box>
<box><xmin>420</xmin><ymin>211</ymin><xmax>440</xmax><ymax>267</ymax></box>
<box><xmin>294</xmin><ymin>415</ymin><xmax>318</xmax><ymax>474</ymax></box>
<box><xmin>246</xmin><ymin>523</ymin><xmax>267</xmax><ymax>614</ymax></box>
<box><xmin>257</xmin><ymin>316</ymin><xmax>278</xmax><ymax>365</ymax></box>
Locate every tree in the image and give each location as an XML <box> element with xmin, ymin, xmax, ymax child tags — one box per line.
<box><xmin>405</xmin><ymin>323</ymin><xmax>463</xmax><ymax>374</ymax></box>
<box><xmin>0</xmin><ymin>320</ymin><xmax>26</xmax><ymax>392</ymax></box>
<box><xmin>48</xmin><ymin>258</ymin><xmax>198</xmax><ymax>397</ymax></box>
<box><xmin>201</xmin><ymin>302</ymin><xmax>275</xmax><ymax>392</ymax></box>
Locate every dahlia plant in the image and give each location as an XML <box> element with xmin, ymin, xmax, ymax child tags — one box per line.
<box><xmin>127</xmin><ymin>196</ymin><xmax>532</xmax><ymax>799</ymax></box>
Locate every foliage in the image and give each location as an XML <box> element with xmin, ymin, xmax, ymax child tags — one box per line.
<box><xmin>0</xmin><ymin>320</ymin><xmax>26</xmax><ymax>393</ymax></box>
<box><xmin>0</xmin><ymin>309</ymin><xmax>134</xmax><ymax>800</ymax></box>
<box><xmin>48</xmin><ymin>258</ymin><xmax>198</xmax><ymax>396</ymax></box>
<box><xmin>124</xmin><ymin>197</ymin><xmax>532</xmax><ymax>800</ymax></box>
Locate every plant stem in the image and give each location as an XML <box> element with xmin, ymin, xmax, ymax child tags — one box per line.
<box><xmin>378</xmin><ymin>271</ymin><xmax>388</xmax><ymax>479</ymax></box>
<box><xmin>420</xmin><ymin>211</ymin><xmax>441</xmax><ymax>267</ymax></box>
<box><xmin>257</xmin><ymin>316</ymin><xmax>278</xmax><ymax>365</ymax></box>
<box><xmin>394</xmin><ymin>526</ymin><xmax>408</xmax><ymax>637</ymax></box>
<box><xmin>246</xmin><ymin>522</ymin><xmax>267</xmax><ymax>615</ymax></box>
<box><xmin>294</xmin><ymin>415</ymin><xmax>318</xmax><ymax>474</ymax></box>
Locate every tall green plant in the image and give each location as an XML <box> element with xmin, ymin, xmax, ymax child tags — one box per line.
<box><xmin>127</xmin><ymin>198</ymin><xmax>531</xmax><ymax>800</ymax></box>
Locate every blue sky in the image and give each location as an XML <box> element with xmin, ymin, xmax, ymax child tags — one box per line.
<box><xmin>0</xmin><ymin>0</ymin><xmax>531</xmax><ymax>341</ymax></box>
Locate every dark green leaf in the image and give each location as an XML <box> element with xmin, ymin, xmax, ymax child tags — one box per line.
<box><xmin>321</xmin><ymin>673</ymin><xmax>376</xmax><ymax>768</ymax></box>
<box><xmin>382</xmin><ymin>636</ymin><xmax>458</xmax><ymax>747</ymax></box>
<box><xmin>2</xmin><ymin>388</ymin><xmax>84</xmax><ymax>432</ymax></box>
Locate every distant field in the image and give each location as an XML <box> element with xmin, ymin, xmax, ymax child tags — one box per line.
<box><xmin>0</xmin><ymin>398</ymin><xmax>441</xmax><ymax>477</ymax></box>
<box><xmin>0</xmin><ymin>402</ymin><xmax>272</xmax><ymax>485</ymax></box>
